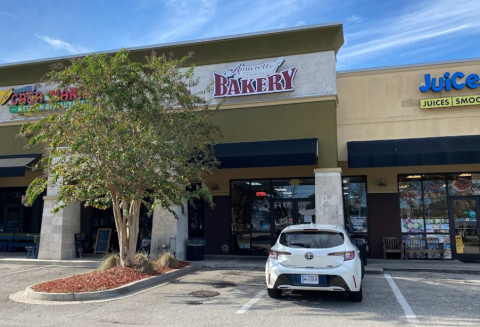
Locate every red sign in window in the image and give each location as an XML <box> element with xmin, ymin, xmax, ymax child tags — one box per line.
<box><xmin>256</xmin><ymin>192</ymin><xmax>267</xmax><ymax>197</ymax></box>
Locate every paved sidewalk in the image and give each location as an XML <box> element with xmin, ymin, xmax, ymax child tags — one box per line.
<box><xmin>0</xmin><ymin>253</ymin><xmax>102</xmax><ymax>268</ymax></box>
<box><xmin>1</xmin><ymin>253</ymin><xmax>479</xmax><ymax>275</ymax></box>
<box><xmin>200</xmin><ymin>255</ymin><xmax>480</xmax><ymax>275</ymax></box>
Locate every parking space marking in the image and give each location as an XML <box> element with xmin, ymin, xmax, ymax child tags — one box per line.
<box><xmin>384</xmin><ymin>274</ymin><xmax>418</xmax><ymax>323</ymax></box>
<box><xmin>0</xmin><ymin>265</ymin><xmax>55</xmax><ymax>277</ymax></box>
<box><xmin>236</xmin><ymin>289</ymin><xmax>267</xmax><ymax>314</ymax></box>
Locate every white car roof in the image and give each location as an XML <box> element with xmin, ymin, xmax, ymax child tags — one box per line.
<box><xmin>282</xmin><ymin>224</ymin><xmax>346</xmax><ymax>233</ymax></box>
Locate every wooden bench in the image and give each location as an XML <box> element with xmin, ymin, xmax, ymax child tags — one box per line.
<box><xmin>404</xmin><ymin>237</ymin><xmax>445</xmax><ymax>260</ymax></box>
<box><xmin>7</xmin><ymin>234</ymin><xmax>37</xmax><ymax>253</ymax></box>
<box><xmin>0</xmin><ymin>233</ymin><xmax>14</xmax><ymax>252</ymax></box>
<box><xmin>383</xmin><ymin>237</ymin><xmax>404</xmax><ymax>259</ymax></box>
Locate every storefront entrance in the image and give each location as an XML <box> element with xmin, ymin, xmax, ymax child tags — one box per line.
<box><xmin>271</xmin><ymin>199</ymin><xmax>315</xmax><ymax>241</ymax></box>
<box><xmin>231</xmin><ymin>178</ymin><xmax>317</xmax><ymax>256</ymax></box>
<box><xmin>236</xmin><ymin>198</ymin><xmax>315</xmax><ymax>256</ymax></box>
<box><xmin>449</xmin><ymin>196</ymin><xmax>480</xmax><ymax>260</ymax></box>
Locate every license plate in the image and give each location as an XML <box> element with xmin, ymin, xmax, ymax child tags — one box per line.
<box><xmin>301</xmin><ymin>274</ymin><xmax>319</xmax><ymax>284</ymax></box>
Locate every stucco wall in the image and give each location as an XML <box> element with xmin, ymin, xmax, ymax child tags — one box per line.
<box><xmin>337</xmin><ymin>60</ymin><xmax>480</xmax><ymax>162</ymax></box>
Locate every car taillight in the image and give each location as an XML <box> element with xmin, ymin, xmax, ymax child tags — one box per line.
<box><xmin>269</xmin><ymin>250</ymin><xmax>291</xmax><ymax>260</ymax></box>
<box><xmin>328</xmin><ymin>251</ymin><xmax>355</xmax><ymax>261</ymax></box>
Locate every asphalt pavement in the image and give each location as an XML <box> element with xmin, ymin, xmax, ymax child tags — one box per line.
<box><xmin>1</xmin><ymin>261</ymin><xmax>480</xmax><ymax>327</ymax></box>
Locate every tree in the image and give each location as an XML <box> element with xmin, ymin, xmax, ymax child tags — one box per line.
<box><xmin>18</xmin><ymin>49</ymin><xmax>221</xmax><ymax>267</ymax></box>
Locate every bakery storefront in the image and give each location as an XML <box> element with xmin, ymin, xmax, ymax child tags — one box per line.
<box><xmin>0</xmin><ymin>23</ymin><xmax>346</xmax><ymax>259</ymax></box>
<box><xmin>338</xmin><ymin>60</ymin><xmax>480</xmax><ymax>260</ymax></box>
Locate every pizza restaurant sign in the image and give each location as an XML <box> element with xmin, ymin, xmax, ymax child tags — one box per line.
<box><xmin>0</xmin><ymin>85</ymin><xmax>85</xmax><ymax>113</ymax></box>
<box><xmin>419</xmin><ymin>71</ymin><xmax>480</xmax><ymax>109</ymax></box>
<box><xmin>213</xmin><ymin>57</ymin><xmax>297</xmax><ymax>98</ymax></box>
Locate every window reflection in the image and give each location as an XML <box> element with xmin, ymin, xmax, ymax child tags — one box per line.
<box><xmin>343</xmin><ymin>177</ymin><xmax>368</xmax><ymax>234</ymax></box>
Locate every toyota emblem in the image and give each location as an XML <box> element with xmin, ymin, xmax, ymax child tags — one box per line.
<box><xmin>304</xmin><ymin>252</ymin><xmax>314</xmax><ymax>260</ymax></box>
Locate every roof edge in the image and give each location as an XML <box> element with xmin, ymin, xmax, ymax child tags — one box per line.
<box><xmin>0</xmin><ymin>22</ymin><xmax>343</xmax><ymax>69</ymax></box>
<box><xmin>338</xmin><ymin>56</ymin><xmax>480</xmax><ymax>76</ymax></box>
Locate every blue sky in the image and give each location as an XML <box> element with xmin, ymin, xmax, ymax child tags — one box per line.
<box><xmin>1</xmin><ymin>0</ymin><xmax>479</xmax><ymax>70</ymax></box>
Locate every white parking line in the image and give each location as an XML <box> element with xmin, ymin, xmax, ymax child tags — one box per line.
<box><xmin>236</xmin><ymin>289</ymin><xmax>267</xmax><ymax>314</ymax></box>
<box><xmin>0</xmin><ymin>265</ymin><xmax>55</xmax><ymax>276</ymax></box>
<box><xmin>384</xmin><ymin>274</ymin><xmax>419</xmax><ymax>323</ymax></box>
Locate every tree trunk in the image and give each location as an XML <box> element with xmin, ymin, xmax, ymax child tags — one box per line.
<box><xmin>110</xmin><ymin>192</ymin><xmax>141</xmax><ymax>267</ymax></box>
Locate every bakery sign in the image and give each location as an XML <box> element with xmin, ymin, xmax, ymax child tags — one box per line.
<box><xmin>213</xmin><ymin>57</ymin><xmax>297</xmax><ymax>98</ymax></box>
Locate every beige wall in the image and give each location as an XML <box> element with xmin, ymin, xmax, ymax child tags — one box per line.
<box><xmin>339</xmin><ymin>162</ymin><xmax>480</xmax><ymax>194</ymax></box>
<box><xmin>337</xmin><ymin>59</ymin><xmax>480</xmax><ymax>162</ymax></box>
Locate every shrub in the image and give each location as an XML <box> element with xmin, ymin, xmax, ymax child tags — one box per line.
<box><xmin>134</xmin><ymin>252</ymin><xmax>156</xmax><ymax>275</ymax></box>
<box><xmin>153</xmin><ymin>252</ymin><xmax>179</xmax><ymax>269</ymax></box>
<box><xmin>98</xmin><ymin>253</ymin><xmax>119</xmax><ymax>272</ymax></box>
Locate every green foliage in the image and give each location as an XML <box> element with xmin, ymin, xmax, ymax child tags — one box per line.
<box><xmin>153</xmin><ymin>252</ymin><xmax>179</xmax><ymax>269</ymax></box>
<box><xmin>18</xmin><ymin>49</ymin><xmax>221</xmax><ymax>266</ymax></box>
<box><xmin>98</xmin><ymin>253</ymin><xmax>120</xmax><ymax>271</ymax></box>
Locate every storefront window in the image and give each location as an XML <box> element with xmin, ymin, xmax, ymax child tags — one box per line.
<box><xmin>399</xmin><ymin>175</ymin><xmax>424</xmax><ymax>233</ymax></box>
<box><xmin>230</xmin><ymin>178</ymin><xmax>315</xmax><ymax>255</ymax></box>
<box><xmin>423</xmin><ymin>174</ymin><xmax>448</xmax><ymax>233</ymax></box>
<box><xmin>342</xmin><ymin>177</ymin><xmax>368</xmax><ymax>234</ymax></box>
<box><xmin>271</xmin><ymin>178</ymin><xmax>315</xmax><ymax>199</ymax></box>
<box><xmin>448</xmin><ymin>173</ymin><xmax>480</xmax><ymax>196</ymax></box>
<box><xmin>398</xmin><ymin>174</ymin><xmax>460</xmax><ymax>259</ymax></box>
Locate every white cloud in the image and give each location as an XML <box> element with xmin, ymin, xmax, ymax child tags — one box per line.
<box><xmin>346</xmin><ymin>15</ymin><xmax>362</xmax><ymax>24</ymax></box>
<box><xmin>339</xmin><ymin>0</ymin><xmax>480</xmax><ymax>63</ymax></box>
<box><xmin>36</xmin><ymin>35</ymin><xmax>89</xmax><ymax>55</ymax></box>
<box><xmin>142</xmin><ymin>0</ymin><xmax>318</xmax><ymax>45</ymax></box>
<box><xmin>146</xmin><ymin>0</ymin><xmax>219</xmax><ymax>44</ymax></box>
<box><xmin>0</xmin><ymin>11</ymin><xmax>17</xmax><ymax>19</ymax></box>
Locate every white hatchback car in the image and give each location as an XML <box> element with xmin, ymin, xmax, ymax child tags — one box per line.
<box><xmin>265</xmin><ymin>224</ymin><xmax>364</xmax><ymax>302</ymax></box>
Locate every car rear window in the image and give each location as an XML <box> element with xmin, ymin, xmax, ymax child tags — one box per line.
<box><xmin>279</xmin><ymin>231</ymin><xmax>344</xmax><ymax>249</ymax></box>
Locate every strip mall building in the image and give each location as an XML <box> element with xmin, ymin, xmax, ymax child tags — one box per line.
<box><xmin>1</xmin><ymin>22</ymin><xmax>479</xmax><ymax>261</ymax></box>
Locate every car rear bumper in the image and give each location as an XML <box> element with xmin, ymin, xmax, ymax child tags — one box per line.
<box><xmin>266</xmin><ymin>261</ymin><xmax>361</xmax><ymax>292</ymax></box>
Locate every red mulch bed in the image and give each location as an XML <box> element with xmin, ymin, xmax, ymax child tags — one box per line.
<box><xmin>32</xmin><ymin>262</ymin><xmax>189</xmax><ymax>293</ymax></box>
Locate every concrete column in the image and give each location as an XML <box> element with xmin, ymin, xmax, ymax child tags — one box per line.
<box><xmin>38</xmin><ymin>191</ymin><xmax>81</xmax><ymax>259</ymax></box>
<box><xmin>314</xmin><ymin>168</ymin><xmax>344</xmax><ymax>226</ymax></box>
<box><xmin>150</xmin><ymin>201</ymin><xmax>188</xmax><ymax>260</ymax></box>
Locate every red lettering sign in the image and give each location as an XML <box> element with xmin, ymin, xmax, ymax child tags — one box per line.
<box><xmin>213</xmin><ymin>57</ymin><xmax>298</xmax><ymax>98</ymax></box>
<box><xmin>256</xmin><ymin>192</ymin><xmax>267</xmax><ymax>197</ymax></box>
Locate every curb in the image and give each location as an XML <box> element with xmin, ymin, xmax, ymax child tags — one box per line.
<box><xmin>23</xmin><ymin>263</ymin><xmax>202</xmax><ymax>302</ymax></box>
<box><xmin>382</xmin><ymin>267</ymin><xmax>480</xmax><ymax>275</ymax></box>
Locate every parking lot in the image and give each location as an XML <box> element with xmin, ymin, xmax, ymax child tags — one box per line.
<box><xmin>1</xmin><ymin>263</ymin><xmax>480</xmax><ymax>327</ymax></box>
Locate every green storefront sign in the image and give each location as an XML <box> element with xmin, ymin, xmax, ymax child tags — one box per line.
<box><xmin>9</xmin><ymin>100</ymin><xmax>86</xmax><ymax>113</ymax></box>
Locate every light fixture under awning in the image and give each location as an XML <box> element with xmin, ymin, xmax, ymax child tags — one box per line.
<box><xmin>0</xmin><ymin>154</ymin><xmax>41</xmax><ymax>177</ymax></box>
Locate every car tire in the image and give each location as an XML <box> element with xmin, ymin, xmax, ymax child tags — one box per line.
<box><xmin>349</xmin><ymin>287</ymin><xmax>363</xmax><ymax>302</ymax></box>
<box><xmin>361</xmin><ymin>263</ymin><xmax>365</xmax><ymax>279</ymax></box>
<box><xmin>267</xmin><ymin>288</ymin><xmax>282</xmax><ymax>298</ymax></box>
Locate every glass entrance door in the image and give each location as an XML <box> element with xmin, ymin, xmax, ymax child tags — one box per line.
<box><xmin>450</xmin><ymin>197</ymin><xmax>480</xmax><ymax>258</ymax></box>
<box><xmin>271</xmin><ymin>199</ymin><xmax>316</xmax><ymax>244</ymax></box>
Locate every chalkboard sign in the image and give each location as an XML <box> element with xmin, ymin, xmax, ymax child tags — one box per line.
<box><xmin>74</xmin><ymin>233</ymin><xmax>85</xmax><ymax>258</ymax></box>
<box><xmin>94</xmin><ymin>228</ymin><xmax>112</xmax><ymax>254</ymax></box>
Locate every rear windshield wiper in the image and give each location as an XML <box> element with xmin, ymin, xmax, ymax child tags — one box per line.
<box><xmin>288</xmin><ymin>243</ymin><xmax>311</xmax><ymax>248</ymax></box>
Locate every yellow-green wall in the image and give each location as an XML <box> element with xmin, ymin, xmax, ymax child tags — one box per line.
<box><xmin>0</xmin><ymin>125</ymin><xmax>43</xmax><ymax>156</ymax></box>
<box><xmin>204</xmin><ymin>100</ymin><xmax>338</xmax><ymax>196</ymax></box>
<box><xmin>213</xmin><ymin>100</ymin><xmax>338</xmax><ymax>168</ymax></box>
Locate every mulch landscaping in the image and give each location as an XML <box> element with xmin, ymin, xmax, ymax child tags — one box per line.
<box><xmin>31</xmin><ymin>262</ymin><xmax>189</xmax><ymax>293</ymax></box>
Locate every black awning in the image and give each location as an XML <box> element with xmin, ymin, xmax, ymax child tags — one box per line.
<box><xmin>0</xmin><ymin>154</ymin><xmax>41</xmax><ymax>177</ymax></box>
<box><xmin>348</xmin><ymin>135</ymin><xmax>480</xmax><ymax>168</ymax></box>
<box><xmin>215</xmin><ymin>138</ymin><xmax>317</xmax><ymax>169</ymax></box>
